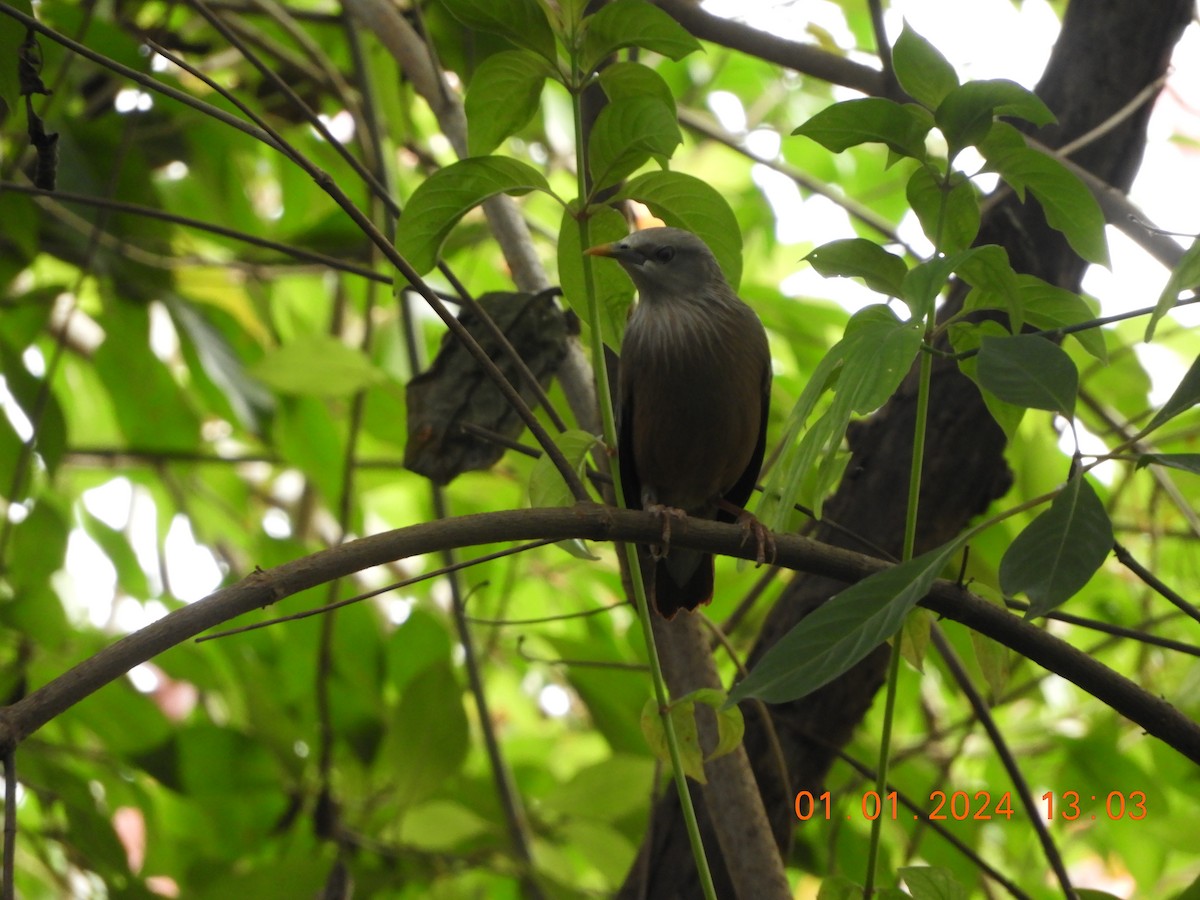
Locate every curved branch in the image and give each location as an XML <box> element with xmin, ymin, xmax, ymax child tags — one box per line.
<box><xmin>2</xmin><ymin>506</ymin><xmax>1197</xmax><ymax>766</ymax></box>
<box><xmin>651</xmin><ymin>0</ymin><xmax>886</xmax><ymax>96</ymax></box>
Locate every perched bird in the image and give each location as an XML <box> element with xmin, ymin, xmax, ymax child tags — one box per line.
<box><xmin>586</xmin><ymin>227</ymin><xmax>772</xmax><ymax>617</ymax></box>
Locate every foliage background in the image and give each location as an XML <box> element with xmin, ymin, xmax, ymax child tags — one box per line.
<box><xmin>1</xmin><ymin>0</ymin><xmax>1198</xmax><ymax>897</ymax></box>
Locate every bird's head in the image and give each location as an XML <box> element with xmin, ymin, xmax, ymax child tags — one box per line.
<box><xmin>585</xmin><ymin>227</ymin><xmax>727</xmax><ymax>300</ymax></box>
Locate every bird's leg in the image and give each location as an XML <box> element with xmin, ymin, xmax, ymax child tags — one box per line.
<box><xmin>644</xmin><ymin>503</ymin><xmax>689</xmax><ymax>560</ymax></box>
<box><xmin>717</xmin><ymin>499</ymin><xmax>776</xmax><ymax>567</ymax></box>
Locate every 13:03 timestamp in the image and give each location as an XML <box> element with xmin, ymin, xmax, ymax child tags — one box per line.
<box><xmin>793</xmin><ymin>789</ymin><xmax>1147</xmax><ymax>821</ymax></box>
<box><xmin>1041</xmin><ymin>790</ymin><xmax>1146</xmax><ymax>820</ymax></box>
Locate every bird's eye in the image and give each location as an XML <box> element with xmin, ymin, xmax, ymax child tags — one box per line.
<box><xmin>654</xmin><ymin>246</ymin><xmax>675</xmax><ymax>263</ymax></box>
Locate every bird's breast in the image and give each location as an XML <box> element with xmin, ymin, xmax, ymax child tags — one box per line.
<box><xmin>620</xmin><ymin>299</ymin><xmax>768</xmax><ymax>514</ymax></box>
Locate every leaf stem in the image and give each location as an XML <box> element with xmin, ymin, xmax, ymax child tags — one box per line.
<box><xmin>864</xmin><ymin>167</ymin><xmax>945</xmax><ymax>896</ymax></box>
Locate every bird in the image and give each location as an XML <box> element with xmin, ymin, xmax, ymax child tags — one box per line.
<box><xmin>586</xmin><ymin>227</ymin><xmax>772</xmax><ymax>618</ymax></box>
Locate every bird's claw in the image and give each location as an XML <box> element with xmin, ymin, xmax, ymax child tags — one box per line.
<box><xmin>645</xmin><ymin>503</ymin><xmax>688</xmax><ymax>560</ymax></box>
<box><xmin>736</xmin><ymin>511</ymin><xmax>776</xmax><ymax>567</ymax></box>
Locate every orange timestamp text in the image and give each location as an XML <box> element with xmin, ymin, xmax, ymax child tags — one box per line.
<box><xmin>794</xmin><ymin>789</ymin><xmax>1147</xmax><ymax>822</ymax></box>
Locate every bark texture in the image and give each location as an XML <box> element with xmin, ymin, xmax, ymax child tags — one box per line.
<box><xmin>621</xmin><ymin>0</ymin><xmax>1193</xmax><ymax>895</ymax></box>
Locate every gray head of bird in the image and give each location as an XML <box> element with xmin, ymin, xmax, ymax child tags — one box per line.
<box><xmin>585</xmin><ymin>227</ymin><xmax>728</xmax><ymax>302</ymax></box>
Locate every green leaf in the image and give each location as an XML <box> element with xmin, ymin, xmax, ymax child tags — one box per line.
<box><xmin>999</xmin><ymin>471</ymin><xmax>1113</xmax><ymax>617</ymax></box>
<box><xmin>439</xmin><ymin>0</ymin><xmax>556</xmax><ymax>62</ymax></box>
<box><xmin>900</xmin><ymin>246</ymin><xmax>1004</xmax><ymax>320</ymax></box>
<box><xmin>818</xmin><ymin>876</ymin><xmax>866</xmax><ymax>900</ymax></box>
<box><xmin>559</xmin><ymin>204</ymin><xmax>633</xmax><ymax>350</ymax></box>
<box><xmin>395</xmin><ymin>157</ymin><xmax>555</xmax><ymax>275</ymax></box>
<box><xmin>249</xmin><ymin>335</ymin><xmax>384</xmax><ymax>397</ymax></box>
<box><xmin>976</xmin><ymin>333</ymin><xmax>1078</xmax><ymax>417</ymax></box>
<box><xmin>950</xmin><ymin>320</ymin><xmax>1026</xmax><ymax>440</ymax></box>
<box><xmin>581</xmin><ymin>0</ymin><xmax>702</xmax><ymax>73</ymax></box>
<box><xmin>793</xmin><ymin>97</ymin><xmax>932</xmax><ymax>160</ymax></box>
<box><xmin>892</xmin><ymin>24</ymin><xmax>958</xmax><ymax>110</ymax></box>
<box><xmin>804</xmin><ymin>238</ymin><xmax>908</xmax><ymax>297</ymax></box>
<box><xmin>94</xmin><ymin>304</ymin><xmax>200</xmax><ymax>452</ymax></box>
<box><xmin>464</xmin><ymin>50</ymin><xmax>551</xmax><ymax>156</ymax></box>
<box><xmin>905</xmin><ymin>167</ymin><xmax>980</xmax><ymax>254</ymax></box>
<box><xmin>728</xmin><ymin>540</ymin><xmax>963</xmax><ymax>705</ymax></box>
<box><xmin>612</xmin><ymin>171</ymin><xmax>743</xmax><ymax>288</ymax></box>
<box><xmin>529</xmin><ymin>428</ymin><xmax>601</xmax><ymax>559</ymax></box>
<box><xmin>1017</xmin><ymin>278</ymin><xmax>1107</xmax><ymax>362</ymax></box>
<box><xmin>272</xmin><ymin>396</ymin><xmax>345</xmax><ymax>502</ymax></box>
<box><xmin>79</xmin><ymin>508</ymin><xmax>151</xmax><ymax>599</ymax></box>
<box><xmin>758</xmin><ymin>305</ymin><xmax>921</xmax><ymax>527</ymax></box>
<box><xmin>379</xmin><ymin>662</ymin><xmax>469</xmax><ymax>806</ymax></box>
<box><xmin>588</xmin><ymin>96</ymin><xmax>681</xmax><ymax>191</ymax></box>
<box><xmin>936</xmin><ymin>79</ymin><xmax>1055</xmax><ymax>157</ymax></box>
<box><xmin>685</xmin><ymin>688</ymin><xmax>744</xmax><ymax>762</ymax></box>
<box><xmin>9</xmin><ymin>498</ymin><xmax>69</xmax><ymax>593</ymax></box>
<box><xmin>1135</xmin><ymin>453</ymin><xmax>1200</xmax><ymax>475</ymax></box>
<box><xmin>0</xmin><ymin>342</ymin><xmax>66</xmax><ymax>477</ymax></box>
<box><xmin>641</xmin><ymin>697</ymin><xmax>705</xmax><ymax>783</ymax></box>
<box><xmin>167</xmin><ymin>297</ymin><xmax>276</xmax><ymax>432</ymax></box>
<box><xmin>899</xmin><ymin>865</ymin><xmax>970</xmax><ymax>900</ymax></box>
<box><xmin>529</xmin><ymin>429</ymin><xmax>598</xmax><ymax>507</ymax></box>
<box><xmin>1143</xmin><ymin>352</ymin><xmax>1200</xmax><ymax>434</ymax></box>
<box><xmin>598</xmin><ymin>60</ymin><xmax>676</xmax><ymax>109</ymax></box>
<box><xmin>979</xmin><ymin>135</ymin><xmax>1109</xmax><ymax>266</ymax></box>
<box><xmin>1146</xmin><ymin>237</ymin><xmax>1200</xmax><ymax>340</ymax></box>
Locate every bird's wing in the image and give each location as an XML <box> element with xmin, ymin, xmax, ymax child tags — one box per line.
<box><xmin>719</xmin><ymin>361</ymin><xmax>771</xmax><ymax>519</ymax></box>
<box><xmin>617</xmin><ymin>381</ymin><xmax>642</xmax><ymax>510</ymax></box>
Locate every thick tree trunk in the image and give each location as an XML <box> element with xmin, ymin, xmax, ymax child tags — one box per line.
<box><xmin>621</xmin><ymin>0</ymin><xmax>1193</xmax><ymax>895</ymax></box>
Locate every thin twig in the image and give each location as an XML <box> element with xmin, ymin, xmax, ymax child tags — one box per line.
<box><xmin>931</xmin><ymin>628</ymin><xmax>1074</xmax><ymax>897</ymax></box>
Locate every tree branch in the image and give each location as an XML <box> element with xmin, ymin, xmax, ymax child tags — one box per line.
<box><xmin>2</xmin><ymin>506</ymin><xmax>1197</xmax><ymax>767</ymax></box>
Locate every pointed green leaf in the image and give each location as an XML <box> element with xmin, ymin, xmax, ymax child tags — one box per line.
<box><xmin>587</xmin><ymin>96</ymin><xmax>681</xmax><ymax>191</ymax></box>
<box><xmin>1144</xmin><ymin>351</ymin><xmax>1200</xmax><ymax>433</ymax></box>
<box><xmin>394</xmin><ymin>157</ymin><xmax>555</xmax><ymax>275</ymax></box>
<box><xmin>1135</xmin><ymin>453</ymin><xmax>1200</xmax><ymax>475</ymax></box>
<box><xmin>1017</xmin><ymin>278</ymin><xmax>1107</xmax><ymax>361</ymax></box>
<box><xmin>900</xmin><ymin>246</ymin><xmax>1001</xmax><ymax>320</ymax></box>
<box><xmin>805</xmin><ymin>238</ymin><xmax>908</xmax><ymax>297</ymax></box>
<box><xmin>980</xmin><ymin>140</ymin><xmax>1108</xmax><ymax>266</ymax></box>
<box><xmin>598</xmin><ymin>60</ymin><xmax>677</xmax><ymax>108</ymax></box>
<box><xmin>758</xmin><ymin>305</ymin><xmax>921</xmax><ymax>527</ymax></box>
<box><xmin>379</xmin><ymin>662</ymin><xmax>469</xmax><ymax>806</ymax></box>
<box><xmin>999</xmin><ymin>471</ymin><xmax>1113</xmax><ymax>617</ymax></box>
<box><xmin>465</xmin><ymin>50</ymin><xmax>551</xmax><ymax>156</ymax></box>
<box><xmin>79</xmin><ymin>508</ymin><xmax>151</xmax><ymax>599</ymax></box>
<box><xmin>581</xmin><ymin>0</ymin><xmax>702</xmax><ymax>73</ymax></box>
<box><xmin>949</xmin><ymin>320</ymin><xmax>1026</xmax><ymax>439</ymax></box>
<box><xmin>249</xmin><ymin>335</ymin><xmax>384</xmax><ymax>397</ymax></box>
<box><xmin>641</xmin><ymin>697</ymin><xmax>705</xmax><ymax>783</ymax></box>
<box><xmin>936</xmin><ymin>79</ymin><xmax>1055</xmax><ymax>157</ymax></box>
<box><xmin>728</xmin><ymin>540</ymin><xmax>964</xmax><ymax>705</ymax></box>
<box><xmin>685</xmin><ymin>688</ymin><xmax>744</xmax><ymax>762</ymax></box>
<box><xmin>612</xmin><ymin>171</ymin><xmax>743</xmax><ymax>288</ymax></box>
<box><xmin>559</xmin><ymin>204</ymin><xmax>632</xmax><ymax>350</ymax></box>
<box><xmin>0</xmin><ymin>342</ymin><xmax>66</xmax><ymax>476</ymax></box>
<box><xmin>905</xmin><ymin>166</ymin><xmax>980</xmax><ymax>254</ymax></box>
<box><xmin>977</xmin><ymin>333</ymin><xmax>1077</xmax><ymax>416</ymax></box>
<box><xmin>440</xmin><ymin>0</ymin><xmax>556</xmax><ymax>62</ymax></box>
<box><xmin>1146</xmin><ymin>237</ymin><xmax>1200</xmax><ymax>340</ymax></box>
<box><xmin>793</xmin><ymin>97</ymin><xmax>932</xmax><ymax>160</ymax></box>
<box><xmin>893</xmin><ymin>24</ymin><xmax>958</xmax><ymax>110</ymax></box>
<box><xmin>529</xmin><ymin>429</ymin><xmax>601</xmax><ymax>559</ymax></box>
<box><xmin>899</xmin><ymin>865</ymin><xmax>970</xmax><ymax>900</ymax></box>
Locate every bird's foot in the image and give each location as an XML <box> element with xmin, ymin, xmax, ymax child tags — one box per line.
<box><xmin>644</xmin><ymin>503</ymin><xmax>689</xmax><ymax>560</ymax></box>
<box><xmin>718</xmin><ymin>499</ymin><xmax>776</xmax><ymax>567</ymax></box>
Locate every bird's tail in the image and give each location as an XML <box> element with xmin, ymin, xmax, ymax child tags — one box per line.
<box><xmin>652</xmin><ymin>549</ymin><xmax>714</xmax><ymax>618</ymax></box>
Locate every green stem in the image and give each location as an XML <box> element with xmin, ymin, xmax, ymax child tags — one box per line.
<box><xmin>569</xmin><ymin>78</ymin><xmax>717</xmax><ymax>900</ymax></box>
<box><xmin>864</xmin><ymin>165</ymin><xmax>946</xmax><ymax>897</ymax></box>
